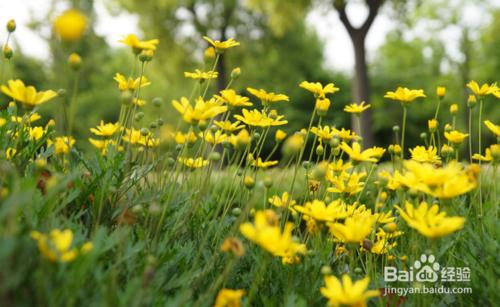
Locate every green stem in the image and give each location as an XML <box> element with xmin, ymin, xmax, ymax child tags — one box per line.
<box><xmin>401</xmin><ymin>106</ymin><xmax>408</xmax><ymax>159</ymax></box>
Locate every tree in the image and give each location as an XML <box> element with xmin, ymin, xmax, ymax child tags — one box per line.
<box><xmin>332</xmin><ymin>0</ymin><xmax>384</xmax><ymax>147</ymax></box>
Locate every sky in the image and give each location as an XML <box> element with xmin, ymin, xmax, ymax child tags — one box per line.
<box><xmin>0</xmin><ymin>0</ymin><xmax>498</xmax><ymax>73</ymax></box>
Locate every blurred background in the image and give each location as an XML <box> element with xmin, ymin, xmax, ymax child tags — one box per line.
<box><xmin>0</xmin><ymin>0</ymin><xmax>499</xmax><ymax>154</ymax></box>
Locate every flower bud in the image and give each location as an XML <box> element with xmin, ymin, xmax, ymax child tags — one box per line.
<box><xmin>208</xmin><ymin>151</ymin><xmax>221</xmax><ymax>162</ymax></box>
<box><xmin>315</xmin><ymin>144</ymin><xmax>324</xmax><ymax>156</ymax></box>
<box><xmin>444</xmin><ymin>123</ymin><xmax>453</xmax><ymax>132</ymax></box>
<box><xmin>392</xmin><ymin>125</ymin><xmax>400</xmax><ymax>132</ymax></box>
<box><xmin>302</xmin><ymin>161</ymin><xmax>312</xmax><ymax>169</ymax></box>
<box><xmin>68</xmin><ymin>53</ymin><xmax>82</xmax><ymax>70</ymax></box>
<box><xmin>315</xmin><ymin>98</ymin><xmax>331</xmax><ymax>116</ymax></box>
<box><xmin>149</xmin><ymin>122</ymin><xmax>158</xmax><ymax>129</ymax></box>
<box><xmin>204</xmin><ymin>47</ymin><xmax>216</xmax><ymax>60</ymax></box>
<box><xmin>321</xmin><ymin>265</ymin><xmax>332</xmax><ymax>275</ymax></box>
<box><xmin>383</xmin><ymin>222</ymin><xmax>397</xmax><ymax>233</ymax></box>
<box><xmin>329</xmin><ymin>137</ymin><xmax>340</xmax><ymax>148</ymax></box>
<box><xmin>139</xmin><ymin>50</ymin><xmax>154</xmax><ymax>62</ymax></box>
<box><xmin>230</xmin><ymin>67</ymin><xmax>241</xmax><ymax>79</ymax></box>
<box><xmin>6</xmin><ymin>19</ymin><xmax>16</xmax><ymax>33</ymax></box>
<box><xmin>121</xmin><ymin>91</ymin><xmax>133</xmax><ymax>105</ymax></box>
<box><xmin>419</xmin><ymin>132</ymin><xmax>427</xmax><ymax>140</ymax></box>
<box><xmin>134</xmin><ymin>112</ymin><xmax>144</xmax><ymax>122</ymax></box>
<box><xmin>3</xmin><ymin>45</ymin><xmax>13</xmax><ymax>59</ymax></box>
<box><xmin>152</xmin><ymin>97</ymin><xmax>162</xmax><ymax>107</ymax></box>
<box><xmin>450</xmin><ymin>103</ymin><xmax>458</xmax><ymax>114</ymax></box>
<box><xmin>231</xmin><ymin>208</ymin><xmax>242</xmax><ymax>216</ymax></box>
<box><xmin>467</xmin><ymin>95</ymin><xmax>477</xmax><ymax>108</ymax></box>
<box><xmin>157</xmin><ymin>118</ymin><xmax>164</xmax><ymax>126</ymax></box>
<box><xmin>243</xmin><ymin>176</ymin><xmax>255</xmax><ymax>189</ymax></box>
<box><xmin>436</xmin><ymin>86</ymin><xmax>446</xmax><ymax>97</ymax></box>
<box><xmin>275</xmin><ymin>129</ymin><xmax>287</xmax><ymax>142</ymax></box>
<box><xmin>140</xmin><ymin>128</ymin><xmax>149</xmax><ymax>136</ymax></box>
<box><xmin>263</xmin><ymin>177</ymin><xmax>273</xmax><ymax>188</ymax></box>
<box><xmin>57</xmin><ymin>89</ymin><xmax>67</xmax><ymax>97</ymax></box>
<box><xmin>428</xmin><ymin>119</ymin><xmax>438</xmax><ymax>132</ymax></box>
<box><xmin>198</xmin><ymin>120</ymin><xmax>208</xmax><ymax>131</ymax></box>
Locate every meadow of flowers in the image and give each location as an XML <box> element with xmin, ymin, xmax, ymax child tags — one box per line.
<box><xmin>0</xmin><ymin>11</ymin><xmax>499</xmax><ymax>307</ymax></box>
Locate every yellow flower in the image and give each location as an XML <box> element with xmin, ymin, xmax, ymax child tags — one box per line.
<box><xmin>133</xmin><ymin>98</ymin><xmax>147</xmax><ymax>107</ymax></box>
<box><xmin>275</xmin><ymin>129</ymin><xmax>287</xmax><ymax>142</ymax></box>
<box><xmin>48</xmin><ymin>136</ymin><xmax>75</xmax><ymax>155</ymax></box>
<box><xmin>428</xmin><ymin>119</ymin><xmax>438</xmax><ymax>132</ymax></box>
<box><xmin>114</xmin><ymin>73</ymin><xmax>150</xmax><ymax>91</ymax></box>
<box><xmin>282</xmin><ymin>133</ymin><xmax>304</xmax><ymax>156</ymax></box>
<box><xmin>204</xmin><ymin>47</ymin><xmax>216</xmax><ymax>59</ymax></box>
<box><xmin>89</xmin><ymin>139</ymin><xmax>123</xmax><ymax>155</ymax></box>
<box><xmin>5</xmin><ymin>148</ymin><xmax>16</xmax><ymax>159</ymax></box>
<box><xmin>119</xmin><ymin>34</ymin><xmax>159</xmax><ymax>53</ymax></box>
<box><xmin>295</xmin><ymin>199</ymin><xmax>347</xmax><ymax>222</ymax></box>
<box><xmin>396</xmin><ymin>201</ymin><xmax>465</xmax><ymax>239</ymax></box>
<box><xmin>214</xmin><ymin>120</ymin><xmax>245</xmax><ymax>133</ymax></box>
<box><xmin>200</xmin><ymin>130</ymin><xmax>228</xmax><ymax>145</ymax></box>
<box><xmin>213</xmin><ymin>289</ymin><xmax>245</xmax><ymax>307</ymax></box>
<box><xmin>299</xmin><ymin>81</ymin><xmax>339</xmax><ymax>98</ymax></box>
<box><xmin>90</xmin><ymin>121</ymin><xmax>120</xmax><ymax>137</ymax></box>
<box><xmin>220</xmin><ymin>238</ymin><xmax>245</xmax><ymax>257</ymax></box>
<box><xmin>326</xmin><ymin>171</ymin><xmax>366</xmax><ymax>195</ymax></box>
<box><xmin>27</xmin><ymin>126</ymin><xmax>45</xmax><ymax>141</ymax></box>
<box><xmin>234</xmin><ymin>109</ymin><xmax>287</xmax><ymax>127</ymax></box>
<box><xmin>444</xmin><ymin>130</ymin><xmax>468</xmax><ymax>144</ymax></box>
<box><xmin>246</xmin><ymin>87</ymin><xmax>289</xmax><ymax>105</ymax></box>
<box><xmin>340</xmin><ymin>142</ymin><xmax>377</xmax><ymax>163</ymax></box>
<box><xmin>240</xmin><ymin>210</ymin><xmax>306</xmax><ymax>264</ymax></box>
<box><xmin>268</xmin><ymin>192</ymin><xmax>297</xmax><ymax>214</ymax></box>
<box><xmin>450</xmin><ymin>103</ymin><xmax>458</xmax><ymax>114</ymax></box>
<box><xmin>328</xmin><ymin>214</ymin><xmax>376</xmax><ymax>243</ymax></box>
<box><xmin>122</xmin><ymin>129</ymin><xmax>159</xmax><ymax>147</ymax></box>
<box><xmin>466</xmin><ymin>80</ymin><xmax>497</xmax><ymax>96</ymax></box>
<box><xmin>174</xmin><ymin>131</ymin><xmax>197</xmax><ymax>145</ymax></box>
<box><xmin>332</xmin><ymin>128</ymin><xmax>360</xmax><ymax>142</ymax></box>
<box><xmin>409</xmin><ymin>146</ymin><xmax>441</xmax><ymax>164</ymax></box>
<box><xmin>328</xmin><ymin>159</ymin><xmax>352</xmax><ymax>174</ymax></box>
<box><xmin>384</xmin><ymin>87</ymin><xmax>426</xmax><ymax>104</ymax></box>
<box><xmin>472</xmin><ymin>145</ymin><xmax>498</xmax><ymax>163</ymax></box>
<box><xmin>203</xmin><ymin>36</ymin><xmax>240</xmax><ymax>52</ymax></box>
<box><xmin>184</xmin><ymin>69</ymin><xmax>218</xmax><ymax>81</ymax></box>
<box><xmin>1</xmin><ymin>80</ymin><xmax>57</xmax><ymax>109</ymax></box>
<box><xmin>321</xmin><ymin>275</ymin><xmax>379</xmax><ymax>307</ymax></box>
<box><xmin>0</xmin><ymin>118</ymin><xmax>6</xmax><ymax>127</ymax></box>
<box><xmin>53</xmin><ymin>9</ymin><xmax>87</xmax><ymax>42</ymax></box>
<box><xmin>396</xmin><ymin>160</ymin><xmax>476</xmax><ymax>199</ymax></box>
<box><xmin>311</xmin><ymin>125</ymin><xmax>336</xmax><ymax>143</ymax></box>
<box><xmin>315</xmin><ymin>97</ymin><xmax>331</xmax><ymax>114</ymax></box>
<box><xmin>229</xmin><ymin>129</ymin><xmax>251</xmax><ymax>150</ymax></box>
<box><xmin>343</xmin><ymin>101</ymin><xmax>371</xmax><ymax>114</ymax></box>
<box><xmin>364</xmin><ymin>146</ymin><xmax>386</xmax><ymax>161</ymax></box>
<box><xmin>11</xmin><ymin>113</ymin><xmax>42</xmax><ymax>124</ymax></box>
<box><xmin>215</xmin><ymin>89</ymin><xmax>252</xmax><ymax>107</ymax></box>
<box><xmin>484</xmin><ymin>120</ymin><xmax>500</xmax><ymax>137</ymax></box>
<box><xmin>436</xmin><ymin>86</ymin><xmax>446</xmax><ymax>97</ymax></box>
<box><xmin>172</xmin><ymin>97</ymin><xmax>227</xmax><ymax>124</ymax></box>
<box><xmin>249</xmin><ymin>155</ymin><xmax>278</xmax><ymax>169</ymax></box>
<box><xmin>178</xmin><ymin>157</ymin><xmax>209</xmax><ymax>169</ymax></box>
<box><xmin>30</xmin><ymin>228</ymin><xmax>92</xmax><ymax>263</ymax></box>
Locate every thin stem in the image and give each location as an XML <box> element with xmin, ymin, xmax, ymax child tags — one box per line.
<box><xmin>401</xmin><ymin>106</ymin><xmax>408</xmax><ymax>159</ymax></box>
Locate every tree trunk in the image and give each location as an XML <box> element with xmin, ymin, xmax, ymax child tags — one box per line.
<box><xmin>335</xmin><ymin>0</ymin><xmax>382</xmax><ymax>148</ymax></box>
<box><xmin>351</xmin><ymin>32</ymin><xmax>374</xmax><ymax>147</ymax></box>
